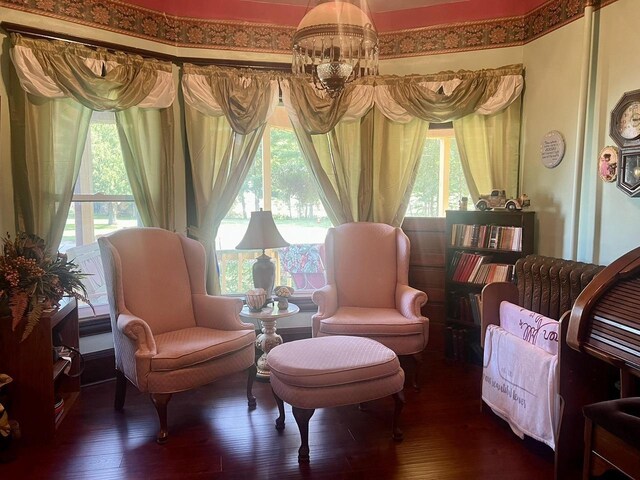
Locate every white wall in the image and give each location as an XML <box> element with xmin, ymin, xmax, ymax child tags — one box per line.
<box><xmin>585</xmin><ymin>0</ymin><xmax>640</xmax><ymax>264</ymax></box>
<box><xmin>521</xmin><ymin>0</ymin><xmax>640</xmax><ymax>264</ymax></box>
<box><xmin>380</xmin><ymin>45</ymin><xmax>522</xmax><ymax>76</ymax></box>
<box><xmin>520</xmin><ymin>18</ymin><xmax>585</xmax><ymax>259</ymax></box>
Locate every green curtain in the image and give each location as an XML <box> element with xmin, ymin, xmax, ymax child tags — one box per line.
<box><xmin>182</xmin><ymin>65</ymin><xmax>278</xmax><ymax>294</ymax></box>
<box><xmin>185</xmin><ymin>107</ymin><xmax>264</xmax><ymax>294</ymax></box>
<box><xmin>453</xmin><ymin>96</ymin><xmax>522</xmax><ymax>201</ymax></box>
<box><xmin>283</xmin><ymin>65</ymin><xmax>523</xmax><ymax>225</ymax></box>
<box><xmin>14</xmin><ymin>35</ymin><xmax>163</xmax><ymax>111</ymax></box>
<box><xmin>290</xmin><ymin>114</ymin><xmax>369</xmax><ymax>224</ymax></box>
<box><xmin>289</xmin><ymin>107</ymin><xmax>428</xmax><ymax>226</ymax></box>
<box><xmin>115</xmin><ymin>107</ymin><xmax>175</xmax><ymax>230</ymax></box>
<box><xmin>9</xmin><ymin>33</ymin><xmax>175</xmax><ymax>248</ymax></box>
<box><xmin>371</xmin><ymin>109</ymin><xmax>429</xmax><ymax>225</ymax></box>
<box><xmin>10</xmin><ymin>88</ymin><xmax>92</xmax><ymax>249</ymax></box>
<box><xmin>283</xmin><ymin>77</ymin><xmax>429</xmax><ymax>226</ymax></box>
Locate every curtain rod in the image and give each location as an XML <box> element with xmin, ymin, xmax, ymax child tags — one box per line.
<box><xmin>0</xmin><ymin>22</ymin><xmax>291</xmax><ymax>71</ymax></box>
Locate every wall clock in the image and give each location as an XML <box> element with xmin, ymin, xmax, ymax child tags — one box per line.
<box><xmin>610</xmin><ymin>89</ymin><xmax>640</xmax><ymax>196</ymax></box>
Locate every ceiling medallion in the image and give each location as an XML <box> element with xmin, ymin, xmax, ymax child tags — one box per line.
<box><xmin>292</xmin><ymin>1</ymin><xmax>379</xmax><ymax>98</ymax></box>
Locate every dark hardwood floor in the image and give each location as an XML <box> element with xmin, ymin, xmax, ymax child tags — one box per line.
<box><xmin>0</xmin><ymin>344</ymin><xmax>555</xmax><ymax>479</ymax></box>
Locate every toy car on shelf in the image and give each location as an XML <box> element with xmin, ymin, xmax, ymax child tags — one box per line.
<box><xmin>475</xmin><ymin>189</ymin><xmax>530</xmax><ymax>211</ymax></box>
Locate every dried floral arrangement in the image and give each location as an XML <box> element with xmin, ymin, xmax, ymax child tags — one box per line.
<box><xmin>0</xmin><ymin>233</ymin><xmax>92</xmax><ymax>341</ymax></box>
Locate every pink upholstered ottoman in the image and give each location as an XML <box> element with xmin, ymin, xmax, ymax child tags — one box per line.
<box><xmin>268</xmin><ymin>335</ymin><xmax>405</xmax><ymax>463</ymax></box>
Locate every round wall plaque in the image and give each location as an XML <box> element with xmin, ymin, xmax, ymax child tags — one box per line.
<box><xmin>540</xmin><ymin>130</ymin><xmax>566</xmax><ymax>168</ymax></box>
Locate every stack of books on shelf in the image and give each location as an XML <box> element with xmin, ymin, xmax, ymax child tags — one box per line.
<box><xmin>444</xmin><ymin>326</ymin><xmax>484</xmax><ymax>365</ymax></box>
<box><xmin>445</xmin><ymin>326</ymin><xmax>468</xmax><ymax>361</ymax></box>
<box><xmin>471</xmin><ymin>263</ymin><xmax>514</xmax><ymax>284</ymax></box>
<box><xmin>448</xmin><ymin>252</ymin><xmax>515</xmax><ymax>284</ymax></box>
<box><xmin>54</xmin><ymin>396</ymin><xmax>64</xmax><ymax>424</ymax></box>
<box><xmin>452</xmin><ymin>292</ymin><xmax>483</xmax><ymax>325</ymax></box>
<box><xmin>450</xmin><ymin>224</ymin><xmax>523</xmax><ymax>251</ymax></box>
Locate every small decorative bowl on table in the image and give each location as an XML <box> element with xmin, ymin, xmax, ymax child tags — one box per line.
<box><xmin>245</xmin><ymin>289</ymin><xmax>267</xmax><ymax>312</ymax></box>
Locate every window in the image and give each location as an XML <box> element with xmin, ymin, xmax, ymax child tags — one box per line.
<box><xmin>60</xmin><ymin>111</ymin><xmax>141</xmax><ymax>318</ymax></box>
<box><xmin>406</xmin><ymin>126</ymin><xmax>472</xmax><ymax>217</ymax></box>
<box><xmin>217</xmin><ymin>107</ymin><xmax>330</xmax><ymax>295</ymax></box>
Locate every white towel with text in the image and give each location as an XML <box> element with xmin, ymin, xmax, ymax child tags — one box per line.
<box><xmin>482</xmin><ymin>325</ymin><xmax>559</xmax><ymax>450</ymax></box>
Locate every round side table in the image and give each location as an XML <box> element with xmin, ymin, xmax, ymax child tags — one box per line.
<box><xmin>240</xmin><ymin>303</ymin><xmax>299</xmax><ymax>380</ymax></box>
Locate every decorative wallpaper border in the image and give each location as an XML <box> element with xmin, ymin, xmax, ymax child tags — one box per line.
<box><xmin>0</xmin><ymin>0</ymin><xmax>618</xmax><ymax>58</ymax></box>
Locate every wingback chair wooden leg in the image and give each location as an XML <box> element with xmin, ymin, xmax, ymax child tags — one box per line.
<box><xmin>114</xmin><ymin>369</ymin><xmax>127</xmax><ymax>411</ymax></box>
<box><xmin>247</xmin><ymin>364</ymin><xmax>257</xmax><ymax>409</ymax></box>
<box><xmin>151</xmin><ymin>393</ymin><xmax>172</xmax><ymax>444</ymax></box>
<box><xmin>411</xmin><ymin>352</ymin><xmax>423</xmax><ymax>391</ymax></box>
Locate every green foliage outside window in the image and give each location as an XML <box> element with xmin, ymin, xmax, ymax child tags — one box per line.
<box><xmin>407</xmin><ymin>135</ymin><xmax>471</xmax><ymax>217</ymax></box>
<box><xmin>90</xmin><ymin>123</ymin><xmax>131</xmax><ymax>197</ymax></box>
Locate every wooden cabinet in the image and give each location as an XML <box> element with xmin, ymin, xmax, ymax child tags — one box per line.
<box><xmin>444</xmin><ymin>210</ymin><xmax>534</xmax><ymax>362</ymax></box>
<box><xmin>0</xmin><ymin>298</ymin><xmax>79</xmax><ymax>443</ymax></box>
<box><xmin>401</xmin><ymin>217</ymin><xmax>446</xmax><ymax>324</ymax></box>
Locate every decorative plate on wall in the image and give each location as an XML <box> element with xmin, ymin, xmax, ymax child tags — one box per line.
<box><xmin>540</xmin><ymin>130</ymin><xmax>566</xmax><ymax>168</ymax></box>
<box><xmin>598</xmin><ymin>146</ymin><xmax>619</xmax><ymax>183</ymax></box>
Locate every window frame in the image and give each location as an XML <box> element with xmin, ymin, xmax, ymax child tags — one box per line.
<box><xmin>216</xmin><ymin>109</ymin><xmax>330</xmax><ymax>303</ymax></box>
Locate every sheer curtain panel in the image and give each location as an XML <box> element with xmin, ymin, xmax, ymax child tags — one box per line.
<box><xmin>281</xmin><ymin>64</ymin><xmax>524</xmax><ymax>226</ymax></box>
<box><xmin>182</xmin><ymin>65</ymin><xmax>279</xmax><ymax>294</ymax></box>
<box><xmin>9</xmin><ymin>33</ymin><xmax>176</xmax><ymax>249</ymax></box>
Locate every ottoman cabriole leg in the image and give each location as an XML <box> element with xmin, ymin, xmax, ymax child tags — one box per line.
<box><xmin>292</xmin><ymin>406</ymin><xmax>315</xmax><ymax>463</ymax></box>
<box><xmin>272</xmin><ymin>389</ymin><xmax>286</xmax><ymax>430</ymax></box>
<box><xmin>392</xmin><ymin>391</ymin><xmax>405</xmax><ymax>442</ymax></box>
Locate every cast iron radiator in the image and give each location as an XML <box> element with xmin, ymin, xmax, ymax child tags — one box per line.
<box><xmin>514</xmin><ymin>254</ymin><xmax>604</xmax><ymax>320</ymax></box>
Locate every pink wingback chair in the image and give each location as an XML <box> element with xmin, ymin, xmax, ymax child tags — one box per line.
<box><xmin>98</xmin><ymin>228</ymin><xmax>257</xmax><ymax>443</ymax></box>
<box><xmin>312</xmin><ymin>222</ymin><xmax>429</xmax><ymax>388</ymax></box>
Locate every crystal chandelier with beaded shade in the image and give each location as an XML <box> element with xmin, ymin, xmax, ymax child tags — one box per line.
<box><xmin>292</xmin><ymin>1</ymin><xmax>379</xmax><ymax>97</ymax></box>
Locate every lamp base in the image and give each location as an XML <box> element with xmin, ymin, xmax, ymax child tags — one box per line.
<box><xmin>253</xmin><ymin>253</ymin><xmax>275</xmax><ymax>306</ymax></box>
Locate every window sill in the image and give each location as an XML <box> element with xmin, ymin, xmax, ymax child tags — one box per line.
<box><xmin>79</xmin><ymin>295</ymin><xmax>318</xmax><ymax>339</ymax></box>
<box><xmin>79</xmin><ymin>313</ymin><xmax>111</xmax><ymax>337</ymax></box>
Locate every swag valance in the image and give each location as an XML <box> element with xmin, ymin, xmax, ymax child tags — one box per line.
<box><xmin>10</xmin><ymin>33</ymin><xmax>175</xmax><ymax>110</ymax></box>
<box><xmin>181</xmin><ymin>64</ymin><xmax>282</xmax><ymax>294</ymax></box>
<box><xmin>8</xmin><ymin>33</ymin><xmax>175</xmax><ymax>250</ymax></box>
<box><xmin>281</xmin><ymin>64</ymin><xmax>523</xmax><ymax>134</ymax></box>
<box><xmin>182</xmin><ymin>64</ymin><xmax>280</xmax><ymax>135</ymax></box>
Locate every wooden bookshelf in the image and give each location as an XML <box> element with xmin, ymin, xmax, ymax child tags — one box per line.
<box><xmin>0</xmin><ymin>297</ymin><xmax>79</xmax><ymax>443</ymax></box>
<box><xmin>444</xmin><ymin>210</ymin><xmax>534</xmax><ymax>362</ymax></box>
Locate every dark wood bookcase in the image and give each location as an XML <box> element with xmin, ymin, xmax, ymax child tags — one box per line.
<box><xmin>444</xmin><ymin>210</ymin><xmax>534</xmax><ymax>362</ymax></box>
<box><xmin>0</xmin><ymin>297</ymin><xmax>79</xmax><ymax>443</ymax></box>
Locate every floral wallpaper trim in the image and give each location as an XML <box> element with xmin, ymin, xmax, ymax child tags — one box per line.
<box><xmin>0</xmin><ymin>0</ymin><xmax>618</xmax><ymax>58</ymax></box>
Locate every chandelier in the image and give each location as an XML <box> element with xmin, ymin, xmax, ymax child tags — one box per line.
<box><xmin>292</xmin><ymin>1</ymin><xmax>379</xmax><ymax>97</ymax></box>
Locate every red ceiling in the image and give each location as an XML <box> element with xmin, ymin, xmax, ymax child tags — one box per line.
<box><xmin>119</xmin><ymin>0</ymin><xmax>550</xmax><ymax>31</ymax></box>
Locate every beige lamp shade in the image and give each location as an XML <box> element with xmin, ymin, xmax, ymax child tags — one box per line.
<box><xmin>292</xmin><ymin>0</ymin><xmax>379</xmax><ymax>97</ymax></box>
<box><xmin>236</xmin><ymin>210</ymin><xmax>289</xmax><ymax>251</ymax></box>
<box><xmin>236</xmin><ymin>210</ymin><xmax>289</xmax><ymax>299</ymax></box>
<box><xmin>296</xmin><ymin>2</ymin><xmax>373</xmax><ymax>31</ymax></box>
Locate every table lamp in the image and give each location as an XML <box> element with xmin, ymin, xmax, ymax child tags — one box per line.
<box><xmin>236</xmin><ymin>209</ymin><xmax>289</xmax><ymax>303</ymax></box>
